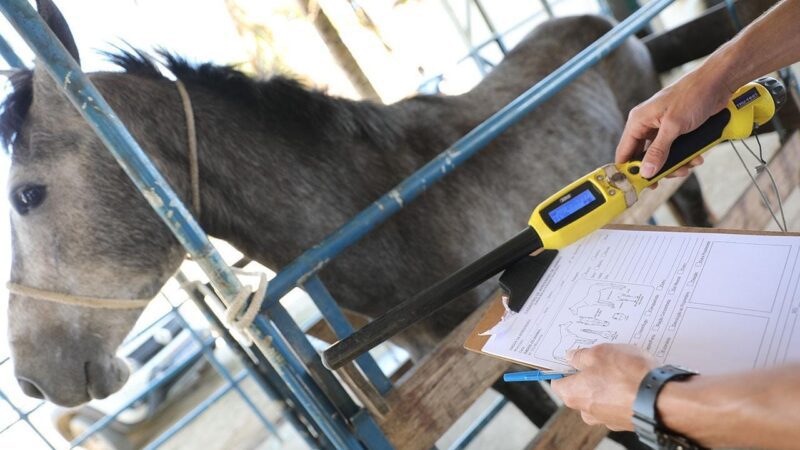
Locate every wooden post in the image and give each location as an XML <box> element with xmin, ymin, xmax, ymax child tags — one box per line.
<box><xmin>296</xmin><ymin>0</ymin><xmax>382</xmax><ymax>102</ymax></box>
<box><xmin>376</xmin><ymin>297</ymin><xmax>511</xmax><ymax>449</ymax></box>
<box><xmin>337</xmin><ymin>362</ymin><xmax>390</xmax><ymax>418</ymax></box>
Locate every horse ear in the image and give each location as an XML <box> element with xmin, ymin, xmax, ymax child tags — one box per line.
<box><xmin>36</xmin><ymin>0</ymin><xmax>80</xmax><ymax>65</ymax></box>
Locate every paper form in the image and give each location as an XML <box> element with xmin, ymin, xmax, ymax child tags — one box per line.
<box><xmin>481</xmin><ymin>229</ymin><xmax>800</xmax><ymax>375</ymax></box>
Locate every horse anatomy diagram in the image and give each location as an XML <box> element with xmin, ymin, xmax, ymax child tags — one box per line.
<box><xmin>551</xmin><ymin>282</ymin><xmax>652</xmax><ymax>363</ymax></box>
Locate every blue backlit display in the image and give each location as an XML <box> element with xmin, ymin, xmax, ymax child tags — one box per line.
<box><xmin>548</xmin><ymin>189</ymin><xmax>596</xmax><ymax>224</ymax></box>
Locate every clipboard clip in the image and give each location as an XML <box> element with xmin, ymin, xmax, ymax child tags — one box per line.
<box><xmin>499</xmin><ymin>250</ymin><xmax>558</xmax><ymax>313</ymax></box>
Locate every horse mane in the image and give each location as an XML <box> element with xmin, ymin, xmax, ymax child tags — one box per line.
<box><xmin>0</xmin><ymin>70</ymin><xmax>33</xmax><ymax>150</ymax></box>
<box><xmin>1</xmin><ymin>48</ymin><xmax>400</xmax><ymax>153</ymax></box>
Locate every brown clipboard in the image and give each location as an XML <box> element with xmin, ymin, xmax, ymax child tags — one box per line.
<box><xmin>463</xmin><ymin>224</ymin><xmax>800</xmax><ymax>366</ymax></box>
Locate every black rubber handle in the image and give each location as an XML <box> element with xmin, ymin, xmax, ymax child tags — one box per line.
<box><xmin>322</xmin><ymin>228</ymin><xmax>542</xmax><ymax>370</ymax></box>
<box><xmin>641</xmin><ymin>76</ymin><xmax>785</xmax><ymax>180</ymax></box>
<box><xmin>636</xmin><ymin>108</ymin><xmax>731</xmax><ymax>180</ymax></box>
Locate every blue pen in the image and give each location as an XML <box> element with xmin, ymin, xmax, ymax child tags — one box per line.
<box><xmin>503</xmin><ymin>369</ymin><xmax>578</xmax><ymax>382</ymax></box>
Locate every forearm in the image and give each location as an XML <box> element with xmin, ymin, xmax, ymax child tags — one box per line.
<box><xmin>700</xmin><ymin>0</ymin><xmax>800</xmax><ymax>92</ymax></box>
<box><xmin>658</xmin><ymin>364</ymin><xmax>800</xmax><ymax>449</ymax></box>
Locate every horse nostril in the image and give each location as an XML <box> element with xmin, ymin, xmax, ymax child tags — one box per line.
<box><xmin>85</xmin><ymin>357</ymin><xmax>130</xmax><ymax>400</ymax></box>
<box><xmin>17</xmin><ymin>378</ymin><xmax>45</xmax><ymax>399</ymax></box>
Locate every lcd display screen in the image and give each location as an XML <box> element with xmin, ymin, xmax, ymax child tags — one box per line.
<box><xmin>547</xmin><ymin>189</ymin><xmax>597</xmax><ymax>224</ymax></box>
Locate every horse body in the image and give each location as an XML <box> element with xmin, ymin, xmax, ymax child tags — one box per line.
<box><xmin>5</xmin><ymin>7</ymin><xmax>663</xmax><ymax>446</ymax></box>
<box><xmin>111</xmin><ymin>14</ymin><xmax>657</xmax><ymax>357</ymax></box>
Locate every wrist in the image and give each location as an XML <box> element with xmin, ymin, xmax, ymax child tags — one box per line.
<box><xmin>701</xmin><ymin>33</ymin><xmax>759</xmax><ymax>94</ymax></box>
<box><xmin>656</xmin><ymin>377</ymin><xmax>715</xmax><ymax>447</ymax></box>
<box><xmin>633</xmin><ymin>365</ymin><xmax>705</xmax><ymax>449</ymax></box>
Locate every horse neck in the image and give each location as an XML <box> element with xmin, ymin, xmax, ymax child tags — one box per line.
<box><xmin>176</xmin><ymin>77</ymin><xmax>458</xmax><ymax>269</ymax></box>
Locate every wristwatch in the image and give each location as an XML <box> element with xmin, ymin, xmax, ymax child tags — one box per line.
<box><xmin>632</xmin><ymin>365</ymin><xmax>706</xmax><ymax>450</ymax></box>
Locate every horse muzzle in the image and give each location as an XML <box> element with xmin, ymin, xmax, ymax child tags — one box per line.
<box><xmin>14</xmin><ymin>354</ymin><xmax>130</xmax><ymax>407</ymax></box>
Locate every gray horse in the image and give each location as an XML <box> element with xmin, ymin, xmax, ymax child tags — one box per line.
<box><xmin>4</xmin><ymin>3</ymin><xmax>697</xmax><ymax>448</ymax></box>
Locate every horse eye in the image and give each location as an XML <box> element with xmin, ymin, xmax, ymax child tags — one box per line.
<box><xmin>10</xmin><ymin>184</ymin><xmax>47</xmax><ymax>215</ymax></box>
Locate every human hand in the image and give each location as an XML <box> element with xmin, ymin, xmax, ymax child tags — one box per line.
<box><xmin>615</xmin><ymin>67</ymin><xmax>734</xmax><ymax>180</ymax></box>
<box><xmin>550</xmin><ymin>344</ymin><xmax>656</xmax><ymax>431</ymax></box>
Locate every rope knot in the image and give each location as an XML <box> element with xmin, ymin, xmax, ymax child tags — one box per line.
<box><xmin>224</xmin><ymin>270</ymin><xmax>268</xmax><ymax>335</ymax></box>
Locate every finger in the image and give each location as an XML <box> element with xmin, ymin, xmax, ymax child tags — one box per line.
<box><xmin>550</xmin><ymin>377</ymin><xmax>585</xmax><ymax>411</ymax></box>
<box><xmin>665</xmin><ymin>166</ymin><xmax>691</xmax><ymax>178</ymax></box>
<box><xmin>581</xmin><ymin>411</ymin><xmax>601</xmax><ymax>426</ymax></box>
<box><xmin>641</xmin><ymin>121</ymin><xmax>680</xmax><ymax>178</ymax></box>
<box><xmin>607</xmin><ymin>423</ymin><xmax>633</xmax><ymax>432</ymax></box>
<box><xmin>615</xmin><ymin>117</ymin><xmax>652</xmax><ymax>164</ymax></box>
<box><xmin>690</xmin><ymin>155</ymin><xmax>704</xmax><ymax>167</ymax></box>
<box><xmin>549</xmin><ymin>377</ymin><xmax>573</xmax><ymax>404</ymax></box>
<box><xmin>566</xmin><ymin>347</ymin><xmax>594</xmax><ymax>369</ymax></box>
<box><xmin>665</xmin><ymin>153</ymin><xmax>705</xmax><ymax>178</ymax></box>
<box><xmin>615</xmin><ymin>135</ymin><xmax>645</xmax><ymax>164</ymax></box>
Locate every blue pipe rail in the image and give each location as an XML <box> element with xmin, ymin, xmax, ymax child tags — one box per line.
<box><xmin>448</xmin><ymin>397</ymin><xmax>508</xmax><ymax>450</ymax></box>
<box><xmin>177</xmin><ymin>276</ymin><xmax>321</xmax><ymax>448</ymax></box>
<box><xmin>440</xmin><ymin>0</ymin><xmax>489</xmax><ymax>76</ymax></box>
<box><xmin>0</xmin><ymin>387</ymin><xmax>53</xmax><ymax>449</ymax></box>
<box><xmin>0</xmin><ymin>2</ymin><xmax>375</xmax><ymax>448</ymax></box>
<box><xmin>303</xmin><ymin>276</ymin><xmax>392</xmax><ymax>394</ymax></box>
<box><xmin>71</xmin><ymin>337</ymin><xmax>216</xmax><ymax>447</ymax></box>
<box><xmin>0</xmin><ymin>34</ymin><xmax>24</xmax><ymax>69</ymax></box>
<box><xmin>417</xmin><ymin>0</ymin><xmax>572</xmax><ymax>94</ymax></box>
<box><xmin>472</xmin><ymin>0</ymin><xmax>508</xmax><ymax>55</ymax></box>
<box><xmin>257</xmin><ymin>0</ymin><xmax>676</xmax><ymax>312</ymax></box>
<box><xmin>120</xmin><ymin>299</ymin><xmax>189</xmax><ymax>347</ymax></box>
<box><xmin>143</xmin><ymin>370</ymin><xmax>249</xmax><ymax>450</ymax></box>
<box><xmin>724</xmin><ymin>0</ymin><xmax>743</xmax><ymax>31</ymax></box>
<box><xmin>166</xmin><ymin>301</ymin><xmax>280</xmax><ymax>438</ymax></box>
<box><xmin>539</xmin><ymin>0</ymin><xmax>555</xmax><ymax>18</ymax></box>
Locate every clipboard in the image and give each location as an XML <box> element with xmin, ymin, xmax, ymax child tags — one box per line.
<box><xmin>464</xmin><ymin>224</ymin><xmax>800</xmax><ymax>368</ymax></box>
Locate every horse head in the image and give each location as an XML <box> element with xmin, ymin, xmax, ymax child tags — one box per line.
<box><xmin>4</xmin><ymin>0</ymin><xmax>186</xmax><ymax>406</ymax></box>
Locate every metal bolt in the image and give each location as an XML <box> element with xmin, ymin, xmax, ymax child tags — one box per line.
<box><xmin>596</xmin><ymin>174</ymin><xmax>604</xmax><ymax>181</ymax></box>
<box><xmin>608</xmin><ymin>189</ymin><xmax>616</xmax><ymax>196</ymax></box>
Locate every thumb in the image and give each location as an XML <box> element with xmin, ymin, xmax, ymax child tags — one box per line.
<box><xmin>566</xmin><ymin>347</ymin><xmax>593</xmax><ymax>370</ymax></box>
<box><xmin>641</xmin><ymin>122</ymin><xmax>679</xmax><ymax>178</ymax></box>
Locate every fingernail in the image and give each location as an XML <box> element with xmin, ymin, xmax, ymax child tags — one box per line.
<box><xmin>565</xmin><ymin>349</ymin><xmax>576</xmax><ymax>361</ymax></box>
<box><xmin>641</xmin><ymin>162</ymin><xmax>656</xmax><ymax>178</ymax></box>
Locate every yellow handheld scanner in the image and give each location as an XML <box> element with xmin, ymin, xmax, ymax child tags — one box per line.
<box><xmin>529</xmin><ymin>77</ymin><xmax>785</xmax><ymax>250</ymax></box>
<box><xmin>321</xmin><ymin>77</ymin><xmax>786</xmax><ymax>371</ymax></box>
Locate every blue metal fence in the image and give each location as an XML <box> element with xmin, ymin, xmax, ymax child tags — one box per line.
<box><xmin>0</xmin><ymin>359</ymin><xmax>53</xmax><ymax>449</ymax></box>
<box><xmin>0</xmin><ymin>0</ymin><xmax>679</xmax><ymax>448</ymax></box>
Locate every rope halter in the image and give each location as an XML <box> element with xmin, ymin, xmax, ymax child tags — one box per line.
<box><xmin>5</xmin><ymin>282</ymin><xmax>151</xmax><ymax>309</ymax></box>
<box><xmin>6</xmin><ymin>77</ymin><xmax>268</xmax><ymax>331</ymax></box>
<box><xmin>5</xmin><ymin>79</ymin><xmax>199</xmax><ymax>311</ymax></box>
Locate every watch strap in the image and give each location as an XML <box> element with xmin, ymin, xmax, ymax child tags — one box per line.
<box><xmin>632</xmin><ymin>365</ymin><xmax>700</xmax><ymax>449</ymax></box>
